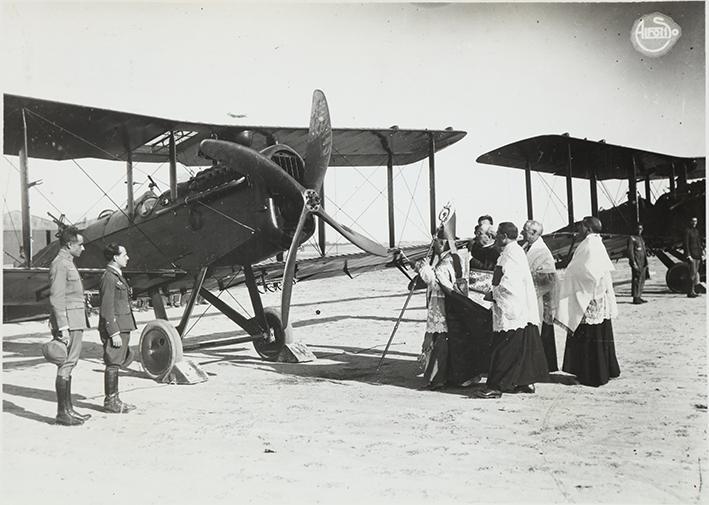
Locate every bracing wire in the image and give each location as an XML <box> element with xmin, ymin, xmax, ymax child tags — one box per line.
<box><xmin>2</xmin><ymin>196</ymin><xmax>23</xmax><ymax>248</ymax></box>
<box><xmin>195</xmin><ymin>200</ymin><xmax>255</xmax><ymax>233</ymax></box>
<box><xmin>534</xmin><ymin>172</ymin><xmax>567</xmax><ymax>222</ymax></box>
<box><xmin>25</xmin><ymin>111</ymin><xmax>182</xmax><ymax>267</ymax></box>
<box><xmin>2</xmin><ymin>155</ymin><xmax>73</xmax><ymax>224</ymax></box>
<box><xmin>332</xmin><ymin>146</ymin><xmax>432</xmax><ymax>237</ymax></box>
<box><xmin>396</xmin><ymin>161</ymin><xmax>425</xmax><ymax>246</ymax></box>
<box><xmin>181</xmin><ymin>268</ymin><xmax>249</xmax><ymax>338</ymax></box>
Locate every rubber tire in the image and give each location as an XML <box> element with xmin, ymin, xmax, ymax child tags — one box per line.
<box><xmin>253</xmin><ymin>307</ymin><xmax>291</xmax><ymax>361</ymax></box>
<box><xmin>139</xmin><ymin>320</ymin><xmax>183</xmax><ymax>380</ymax></box>
<box><xmin>666</xmin><ymin>262</ymin><xmax>690</xmax><ymax>294</ymax></box>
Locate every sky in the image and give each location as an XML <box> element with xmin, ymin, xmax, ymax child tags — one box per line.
<box><xmin>1</xmin><ymin>1</ymin><xmax>705</xmax><ymax>251</ymax></box>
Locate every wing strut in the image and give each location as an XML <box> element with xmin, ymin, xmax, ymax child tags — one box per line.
<box><xmin>387</xmin><ymin>151</ymin><xmax>395</xmax><ymax>248</ymax></box>
<box><xmin>630</xmin><ymin>154</ymin><xmax>639</xmax><ymax>229</ymax></box>
<box><xmin>169</xmin><ymin>131</ymin><xmax>178</xmax><ymax>201</ymax></box>
<box><xmin>590</xmin><ymin>164</ymin><xmax>599</xmax><ymax>217</ymax></box>
<box><xmin>525</xmin><ymin>159</ymin><xmax>533</xmax><ymax>220</ymax></box>
<box><xmin>428</xmin><ymin>133</ymin><xmax>437</xmax><ymax>236</ymax></box>
<box><xmin>566</xmin><ymin>139</ymin><xmax>575</xmax><ymax>226</ymax></box>
<box><xmin>126</xmin><ymin>150</ymin><xmax>134</xmax><ymax>220</ymax></box>
<box><xmin>19</xmin><ymin>108</ymin><xmax>32</xmax><ymax>267</ymax></box>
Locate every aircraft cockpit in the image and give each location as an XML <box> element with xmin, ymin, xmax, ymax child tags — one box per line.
<box><xmin>134</xmin><ymin>191</ymin><xmax>159</xmax><ymax>218</ymax></box>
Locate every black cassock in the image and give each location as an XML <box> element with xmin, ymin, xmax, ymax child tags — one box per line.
<box><xmin>442</xmin><ymin>288</ymin><xmax>493</xmax><ymax>385</ymax></box>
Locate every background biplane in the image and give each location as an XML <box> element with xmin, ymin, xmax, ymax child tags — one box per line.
<box><xmin>477</xmin><ymin>134</ymin><xmax>705</xmax><ymax>291</ymax></box>
<box><xmin>3</xmin><ymin>91</ymin><xmax>466</xmax><ymax>381</ymax></box>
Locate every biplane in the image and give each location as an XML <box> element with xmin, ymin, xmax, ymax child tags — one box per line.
<box><xmin>3</xmin><ymin>91</ymin><xmax>466</xmax><ymax>381</ymax></box>
<box><xmin>476</xmin><ymin>134</ymin><xmax>705</xmax><ymax>291</ymax></box>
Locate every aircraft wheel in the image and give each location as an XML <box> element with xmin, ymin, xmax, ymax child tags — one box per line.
<box><xmin>139</xmin><ymin>319</ymin><xmax>183</xmax><ymax>380</ymax></box>
<box><xmin>666</xmin><ymin>262</ymin><xmax>690</xmax><ymax>293</ymax></box>
<box><xmin>253</xmin><ymin>307</ymin><xmax>290</xmax><ymax>361</ymax></box>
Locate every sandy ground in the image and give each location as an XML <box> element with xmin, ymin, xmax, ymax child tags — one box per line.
<box><xmin>2</xmin><ymin>256</ymin><xmax>707</xmax><ymax>504</ymax></box>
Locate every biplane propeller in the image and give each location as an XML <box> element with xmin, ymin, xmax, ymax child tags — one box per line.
<box><xmin>196</xmin><ymin>91</ymin><xmax>388</xmax><ymax>356</ymax></box>
<box><xmin>3</xmin><ymin>90</ymin><xmax>466</xmax><ymax>382</ymax></box>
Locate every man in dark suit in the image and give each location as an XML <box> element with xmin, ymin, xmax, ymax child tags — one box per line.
<box><xmin>684</xmin><ymin>216</ymin><xmax>704</xmax><ymax>298</ymax></box>
<box><xmin>49</xmin><ymin>225</ymin><xmax>92</xmax><ymax>426</ymax></box>
<box><xmin>628</xmin><ymin>224</ymin><xmax>649</xmax><ymax>304</ymax></box>
<box><xmin>99</xmin><ymin>243</ymin><xmax>137</xmax><ymax>413</ymax></box>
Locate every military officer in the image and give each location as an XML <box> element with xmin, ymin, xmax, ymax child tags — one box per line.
<box><xmin>628</xmin><ymin>224</ymin><xmax>648</xmax><ymax>304</ymax></box>
<box><xmin>99</xmin><ymin>243</ymin><xmax>137</xmax><ymax>413</ymax></box>
<box><xmin>48</xmin><ymin>225</ymin><xmax>92</xmax><ymax>426</ymax></box>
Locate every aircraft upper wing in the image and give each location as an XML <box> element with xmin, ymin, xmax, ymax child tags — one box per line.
<box><xmin>4</xmin><ymin>94</ymin><xmax>466</xmax><ymax>167</ymax></box>
<box><xmin>476</xmin><ymin>134</ymin><xmax>705</xmax><ymax>181</ymax></box>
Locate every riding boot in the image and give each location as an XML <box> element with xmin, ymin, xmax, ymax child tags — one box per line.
<box><xmin>66</xmin><ymin>376</ymin><xmax>91</xmax><ymax>421</ymax></box>
<box><xmin>104</xmin><ymin>366</ymin><xmax>136</xmax><ymax>414</ymax></box>
<box><xmin>55</xmin><ymin>376</ymin><xmax>83</xmax><ymax>426</ymax></box>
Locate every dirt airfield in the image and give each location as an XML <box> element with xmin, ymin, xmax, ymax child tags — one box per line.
<box><xmin>2</xmin><ymin>257</ymin><xmax>707</xmax><ymax>504</ymax></box>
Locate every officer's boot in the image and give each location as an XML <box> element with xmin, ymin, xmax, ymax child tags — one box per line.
<box><xmin>55</xmin><ymin>376</ymin><xmax>83</xmax><ymax>426</ymax></box>
<box><xmin>66</xmin><ymin>376</ymin><xmax>91</xmax><ymax>421</ymax></box>
<box><xmin>104</xmin><ymin>366</ymin><xmax>136</xmax><ymax>414</ymax></box>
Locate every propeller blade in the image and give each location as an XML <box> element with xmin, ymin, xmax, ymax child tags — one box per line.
<box><xmin>302</xmin><ymin>89</ymin><xmax>332</xmax><ymax>193</ymax></box>
<box><xmin>280</xmin><ymin>204</ymin><xmax>311</xmax><ymax>328</ymax></box>
<box><xmin>315</xmin><ymin>208</ymin><xmax>389</xmax><ymax>257</ymax></box>
<box><xmin>199</xmin><ymin>139</ymin><xmax>304</xmax><ymax>201</ymax></box>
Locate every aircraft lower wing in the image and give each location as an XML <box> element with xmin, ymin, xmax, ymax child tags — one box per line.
<box><xmin>543</xmin><ymin>232</ymin><xmax>630</xmax><ymax>267</ymax></box>
<box><xmin>2</xmin><ymin>266</ymin><xmax>188</xmax><ymax>322</ymax></box>
<box><xmin>4</xmin><ymin>234</ymin><xmax>629</xmax><ymax>324</ymax></box>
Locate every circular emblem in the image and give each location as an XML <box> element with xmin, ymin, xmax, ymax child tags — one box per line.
<box><xmin>631</xmin><ymin>12</ymin><xmax>681</xmax><ymax>57</ymax></box>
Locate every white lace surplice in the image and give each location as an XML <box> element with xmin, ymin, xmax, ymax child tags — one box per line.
<box><xmin>491</xmin><ymin>242</ymin><xmax>540</xmax><ymax>332</ymax></box>
<box><xmin>555</xmin><ymin>234</ymin><xmax>618</xmax><ymax>332</ymax></box>
<box><xmin>418</xmin><ymin>253</ymin><xmax>456</xmax><ymax>334</ymax></box>
<box><xmin>580</xmin><ymin>272</ymin><xmax>616</xmax><ymax>325</ymax></box>
<box><xmin>525</xmin><ymin>238</ymin><xmax>559</xmax><ymax>325</ymax></box>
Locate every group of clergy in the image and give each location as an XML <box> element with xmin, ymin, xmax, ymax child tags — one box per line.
<box><xmin>416</xmin><ymin>213</ymin><xmax>620</xmax><ymax>398</ymax></box>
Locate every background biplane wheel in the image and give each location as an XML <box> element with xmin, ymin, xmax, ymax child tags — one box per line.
<box><xmin>139</xmin><ymin>320</ymin><xmax>183</xmax><ymax>380</ymax></box>
<box><xmin>253</xmin><ymin>307</ymin><xmax>291</xmax><ymax>361</ymax></box>
<box><xmin>666</xmin><ymin>262</ymin><xmax>690</xmax><ymax>293</ymax></box>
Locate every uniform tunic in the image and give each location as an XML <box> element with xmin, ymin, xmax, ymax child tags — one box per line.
<box><xmin>48</xmin><ymin>248</ymin><xmax>88</xmax><ymax>377</ymax></box>
<box><xmin>99</xmin><ymin>265</ymin><xmax>137</xmax><ymax>367</ymax></box>
<box><xmin>627</xmin><ymin>234</ymin><xmax>648</xmax><ymax>300</ymax></box>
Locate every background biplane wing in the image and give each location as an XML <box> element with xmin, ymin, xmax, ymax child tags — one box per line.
<box><xmin>476</xmin><ymin>134</ymin><xmax>704</xmax><ymax>180</ymax></box>
<box><xmin>4</xmin><ymin>94</ymin><xmax>466</xmax><ymax>167</ymax></box>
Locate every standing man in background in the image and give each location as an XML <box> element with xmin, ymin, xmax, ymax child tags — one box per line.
<box><xmin>521</xmin><ymin>220</ymin><xmax>559</xmax><ymax>372</ymax></box>
<box><xmin>48</xmin><ymin>225</ymin><xmax>92</xmax><ymax>426</ymax></box>
<box><xmin>628</xmin><ymin>224</ymin><xmax>648</xmax><ymax>304</ymax></box>
<box><xmin>684</xmin><ymin>216</ymin><xmax>703</xmax><ymax>298</ymax></box>
<box><xmin>99</xmin><ymin>243</ymin><xmax>137</xmax><ymax>413</ymax></box>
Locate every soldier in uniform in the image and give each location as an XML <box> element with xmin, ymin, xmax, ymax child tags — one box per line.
<box><xmin>684</xmin><ymin>216</ymin><xmax>704</xmax><ymax>298</ymax></box>
<box><xmin>628</xmin><ymin>224</ymin><xmax>649</xmax><ymax>304</ymax></box>
<box><xmin>99</xmin><ymin>243</ymin><xmax>137</xmax><ymax>413</ymax></box>
<box><xmin>48</xmin><ymin>225</ymin><xmax>92</xmax><ymax>426</ymax></box>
